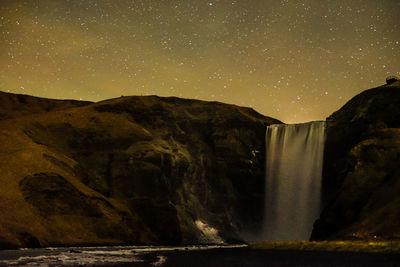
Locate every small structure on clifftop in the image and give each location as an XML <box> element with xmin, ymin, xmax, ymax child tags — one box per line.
<box><xmin>386</xmin><ymin>75</ymin><xmax>399</xmax><ymax>84</ymax></box>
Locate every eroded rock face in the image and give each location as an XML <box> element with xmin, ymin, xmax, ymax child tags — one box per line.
<box><xmin>20</xmin><ymin>172</ymin><xmax>104</xmax><ymax>217</ymax></box>
<box><xmin>0</xmin><ymin>93</ymin><xmax>280</xmax><ymax>248</ymax></box>
<box><xmin>312</xmin><ymin>81</ymin><xmax>400</xmax><ymax>241</ymax></box>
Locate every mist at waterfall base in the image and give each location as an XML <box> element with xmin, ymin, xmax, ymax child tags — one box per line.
<box><xmin>262</xmin><ymin>121</ymin><xmax>326</xmax><ymax>241</ymax></box>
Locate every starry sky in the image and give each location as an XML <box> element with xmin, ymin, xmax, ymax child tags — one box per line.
<box><xmin>0</xmin><ymin>0</ymin><xmax>399</xmax><ymax>123</ymax></box>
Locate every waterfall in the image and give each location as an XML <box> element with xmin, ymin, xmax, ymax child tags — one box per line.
<box><xmin>263</xmin><ymin>121</ymin><xmax>325</xmax><ymax>240</ymax></box>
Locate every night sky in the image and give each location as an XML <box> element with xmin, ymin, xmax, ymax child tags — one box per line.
<box><xmin>0</xmin><ymin>1</ymin><xmax>399</xmax><ymax>123</ymax></box>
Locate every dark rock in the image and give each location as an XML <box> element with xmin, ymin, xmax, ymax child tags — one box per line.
<box><xmin>19</xmin><ymin>172</ymin><xmax>104</xmax><ymax>217</ymax></box>
<box><xmin>18</xmin><ymin>232</ymin><xmax>41</xmax><ymax>248</ymax></box>
<box><xmin>312</xmin><ymin>81</ymin><xmax>400</xmax><ymax>241</ymax></box>
<box><xmin>129</xmin><ymin>198</ymin><xmax>182</xmax><ymax>245</ymax></box>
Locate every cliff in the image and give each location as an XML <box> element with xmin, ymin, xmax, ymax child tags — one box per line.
<box><xmin>312</xmin><ymin>81</ymin><xmax>400</xmax><ymax>241</ymax></box>
<box><xmin>0</xmin><ymin>92</ymin><xmax>280</xmax><ymax>248</ymax></box>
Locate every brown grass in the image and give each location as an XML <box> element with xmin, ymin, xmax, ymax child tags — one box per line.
<box><xmin>250</xmin><ymin>240</ymin><xmax>400</xmax><ymax>253</ymax></box>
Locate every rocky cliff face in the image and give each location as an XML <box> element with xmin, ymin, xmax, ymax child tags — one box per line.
<box><xmin>0</xmin><ymin>92</ymin><xmax>280</xmax><ymax>248</ymax></box>
<box><xmin>312</xmin><ymin>81</ymin><xmax>400</xmax><ymax>241</ymax></box>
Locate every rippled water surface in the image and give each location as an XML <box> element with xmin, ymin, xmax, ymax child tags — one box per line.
<box><xmin>1</xmin><ymin>244</ymin><xmax>399</xmax><ymax>266</ymax></box>
<box><xmin>0</xmin><ymin>245</ymin><xmax>246</xmax><ymax>266</ymax></box>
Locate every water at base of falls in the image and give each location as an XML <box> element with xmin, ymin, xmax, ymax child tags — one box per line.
<box><xmin>0</xmin><ymin>245</ymin><xmax>247</xmax><ymax>266</ymax></box>
<box><xmin>263</xmin><ymin>121</ymin><xmax>326</xmax><ymax>241</ymax></box>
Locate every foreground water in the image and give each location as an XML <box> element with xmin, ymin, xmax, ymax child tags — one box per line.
<box><xmin>0</xmin><ymin>245</ymin><xmax>245</xmax><ymax>266</ymax></box>
<box><xmin>0</xmin><ymin>244</ymin><xmax>399</xmax><ymax>266</ymax></box>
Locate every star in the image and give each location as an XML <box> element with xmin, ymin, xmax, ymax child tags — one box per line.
<box><xmin>0</xmin><ymin>0</ymin><xmax>398</xmax><ymax>123</ymax></box>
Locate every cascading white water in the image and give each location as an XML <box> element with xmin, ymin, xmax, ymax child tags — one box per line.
<box><xmin>263</xmin><ymin>121</ymin><xmax>325</xmax><ymax>240</ymax></box>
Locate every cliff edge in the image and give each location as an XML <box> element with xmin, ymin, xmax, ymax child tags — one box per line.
<box><xmin>0</xmin><ymin>93</ymin><xmax>280</xmax><ymax>248</ymax></box>
<box><xmin>312</xmin><ymin>81</ymin><xmax>400</xmax><ymax>241</ymax></box>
